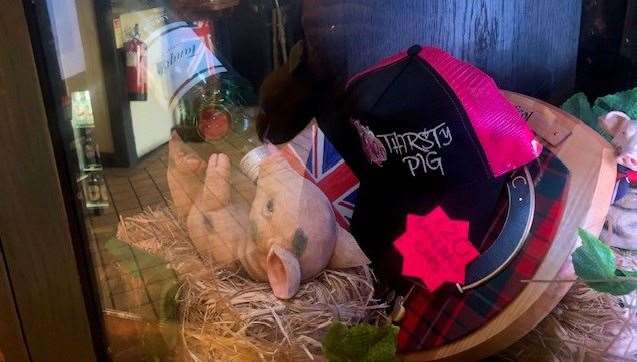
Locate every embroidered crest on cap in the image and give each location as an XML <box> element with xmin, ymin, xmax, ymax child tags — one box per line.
<box><xmin>352</xmin><ymin>119</ymin><xmax>387</xmax><ymax>167</ymax></box>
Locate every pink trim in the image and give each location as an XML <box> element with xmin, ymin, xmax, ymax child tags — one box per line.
<box><xmin>418</xmin><ymin>47</ymin><xmax>540</xmax><ymax>176</ymax></box>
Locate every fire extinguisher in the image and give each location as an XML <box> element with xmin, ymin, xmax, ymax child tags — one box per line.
<box><xmin>125</xmin><ymin>24</ymin><xmax>147</xmax><ymax>101</ymax></box>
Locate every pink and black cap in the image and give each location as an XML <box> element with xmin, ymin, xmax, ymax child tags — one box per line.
<box><xmin>344</xmin><ymin>45</ymin><xmax>541</xmax><ymax>188</ymax></box>
<box><xmin>319</xmin><ymin>45</ymin><xmax>542</xmax><ymax>285</ymax></box>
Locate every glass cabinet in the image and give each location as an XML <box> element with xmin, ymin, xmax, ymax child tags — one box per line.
<box><xmin>1</xmin><ymin>0</ymin><xmax>636</xmax><ymax>361</ymax></box>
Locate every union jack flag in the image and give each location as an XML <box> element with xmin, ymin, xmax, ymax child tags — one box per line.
<box><xmin>282</xmin><ymin>125</ymin><xmax>360</xmax><ymax>229</ymax></box>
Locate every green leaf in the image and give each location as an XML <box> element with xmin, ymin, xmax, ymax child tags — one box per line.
<box><xmin>322</xmin><ymin>323</ymin><xmax>350</xmax><ymax>362</ymax></box>
<box><xmin>561</xmin><ymin>92</ymin><xmax>604</xmax><ymax>136</ymax></box>
<box><xmin>572</xmin><ymin>229</ymin><xmax>616</xmax><ymax>281</ymax></box>
<box><xmin>105</xmin><ymin>238</ymin><xmax>179</xmax><ymax>320</ymax></box>
<box><xmin>561</xmin><ymin>87</ymin><xmax>637</xmax><ymax>142</ymax></box>
<box><xmin>322</xmin><ymin>322</ymin><xmax>398</xmax><ymax>362</ymax></box>
<box><xmin>606</xmin><ymin>269</ymin><xmax>637</xmax><ymax>296</ymax></box>
<box><xmin>592</xmin><ymin>86</ymin><xmax>637</xmax><ymax>122</ymax></box>
<box><xmin>158</xmin><ymin>280</ymin><xmax>180</xmax><ymax>322</ymax></box>
<box><xmin>104</xmin><ymin>238</ymin><xmax>181</xmax><ymax>357</ymax></box>
<box><xmin>361</xmin><ymin>325</ymin><xmax>399</xmax><ymax>362</ymax></box>
<box><xmin>572</xmin><ymin>229</ymin><xmax>637</xmax><ymax>296</ymax></box>
<box><xmin>105</xmin><ymin>238</ymin><xmax>142</xmax><ymax>278</ymax></box>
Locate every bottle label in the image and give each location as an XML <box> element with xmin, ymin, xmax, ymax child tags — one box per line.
<box><xmin>146</xmin><ymin>21</ymin><xmax>227</xmax><ymax>109</ymax></box>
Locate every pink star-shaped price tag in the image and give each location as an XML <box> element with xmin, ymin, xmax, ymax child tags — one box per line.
<box><xmin>393</xmin><ymin>206</ymin><xmax>479</xmax><ymax>292</ymax></box>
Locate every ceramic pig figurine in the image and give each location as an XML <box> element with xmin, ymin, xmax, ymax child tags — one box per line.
<box><xmin>600</xmin><ymin>111</ymin><xmax>637</xmax><ymax>171</ymax></box>
<box><xmin>238</xmin><ymin>149</ymin><xmax>370</xmax><ymax>298</ymax></box>
<box><xmin>167</xmin><ymin>135</ymin><xmax>369</xmax><ymax>299</ymax></box>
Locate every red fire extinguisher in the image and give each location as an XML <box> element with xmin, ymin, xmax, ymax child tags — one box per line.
<box><xmin>125</xmin><ymin>24</ymin><xmax>147</xmax><ymax>101</ymax></box>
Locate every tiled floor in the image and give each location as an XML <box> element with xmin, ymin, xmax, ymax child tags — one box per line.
<box><xmin>86</xmin><ymin>144</ymin><xmax>175</xmax><ymax>321</ymax></box>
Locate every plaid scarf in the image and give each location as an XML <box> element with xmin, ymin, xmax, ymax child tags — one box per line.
<box><xmin>397</xmin><ymin>148</ymin><xmax>570</xmax><ymax>352</ymax></box>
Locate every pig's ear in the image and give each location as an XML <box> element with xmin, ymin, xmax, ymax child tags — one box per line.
<box><xmin>266</xmin><ymin>245</ymin><xmax>301</xmax><ymax>299</ymax></box>
<box><xmin>600</xmin><ymin>111</ymin><xmax>631</xmax><ymax>135</ymax></box>
<box><xmin>328</xmin><ymin>225</ymin><xmax>371</xmax><ymax>269</ymax></box>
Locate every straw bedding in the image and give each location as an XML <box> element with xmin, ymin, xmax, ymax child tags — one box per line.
<box><xmin>115</xmin><ymin>206</ymin><xmax>637</xmax><ymax>361</ymax></box>
<box><xmin>116</xmin><ymin>206</ymin><xmax>389</xmax><ymax>361</ymax></box>
<box><xmin>500</xmin><ymin>249</ymin><xmax>637</xmax><ymax>361</ymax></box>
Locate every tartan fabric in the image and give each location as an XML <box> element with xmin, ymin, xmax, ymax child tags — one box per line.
<box><xmin>397</xmin><ymin>148</ymin><xmax>570</xmax><ymax>352</ymax></box>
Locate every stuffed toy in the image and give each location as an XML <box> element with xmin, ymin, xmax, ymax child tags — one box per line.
<box><xmin>598</xmin><ymin>111</ymin><xmax>637</xmax><ymax>249</ymax></box>
<box><xmin>561</xmin><ymin>91</ymin><xmax>637</xmax><ymax>250</ymax></box>
<box><xmin>256</xmin><ymin>40</ymin><xmax>327</xmax><ymax>144</ymax></box>
<box><xmin>167</xmin><ymin>134</ymin><xmax>369</xmax><ymax>299</ymax></box>
<box><xmin>600</xmin><ymin>111</ymin><xmax>637</xmax><ymax>172</ymax></box>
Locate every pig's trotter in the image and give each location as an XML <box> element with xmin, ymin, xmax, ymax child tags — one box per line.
<box><xmin>194</xmin><ymin>153</ymin><xmax>232</xmax><ymax>212</ymax></box>
<box><xmin>167</xmin><ymin>135</ymin><xmax>207</xmax><ymax>219</ymax></box>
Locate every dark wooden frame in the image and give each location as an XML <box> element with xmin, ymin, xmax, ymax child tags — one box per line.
<box><xmin>0</xmin><ymin>243</ymin><xmax>29</xmax><ymax>361</ymax></box>
<box><xmin>94</xmin><ymin>0</ymin><xmax>139</xmax><ymax>168</ymax></box>
<box><xmin>0</xmin><ymin>0</ymin><xmax>632</xmax><ymax>360</ymax></box>
<box><xmin>0</xmin><ymin>0</ymin><xmax>102</xmax><ymax>360</ymax></box>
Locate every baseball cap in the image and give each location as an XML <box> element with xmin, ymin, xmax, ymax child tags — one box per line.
<box><xmin>344</xmin><ymin>45</ymin><xmax>541</xmax><ymax>188</ymax></box>
<box><xmin>314</xmin><ymin>45</ymin><xmax>541</xmax><ymax>285</ymax></box>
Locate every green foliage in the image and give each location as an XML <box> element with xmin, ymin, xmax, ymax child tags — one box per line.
<box><xmin>105</xmin><ymin>238</ymin><xmax>143</xmax><ymax>278</ymax></box>
<box><xmin>104</xmin><ymin>238</ymin><xmax>180</xmax><ymax>357</ymax></box>
<box><xmin>105</xmin><ymin>238</ymin><xmax>179</xmax><ymax>321</ymax></box>
<box><xmin>573</xmin><ymin>229</ymin><xmax>616</xmax><ymax>281</ymax></box>
<box><xmin>561</xmin><ymin>87</ymin><xmax>637</xmax><ymax>141</ymax></box>
<box><xmin>572</xmin><ymin>229</ymin><xmax>637</xmax><ymax>295</ymax></box>
<box><xmin>322</xmin><ymin>322</ymin><xmax>399</xmax><ymax>362</ymax></box>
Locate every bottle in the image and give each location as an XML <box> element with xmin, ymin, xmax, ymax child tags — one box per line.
<box><xmin>86</xmin><ymin>174</ymin><xmax>102</xmax><ymax>203</ymax></box>
<box><xmin>196</xmin><ymin>80</ymin><xmax>230</xmax><ymax>142</ymax></box>
<box><xmin>172</xmin><ymin>79</ymin><xmax>225</xmax><ymax>142</ymax></box>
<box><xmin>99</xmin><ymin>176</ymin><xmax>109</xmax><ymax>203</ymax></box>
<box><xmin>84</xmin><ymin>135</ymin><xmax>97</xmax><ymax>167</ymax></box>
<box><xmin>172</xmin><ymin>78</ymin><xmax>238</xmax><ymax>143</ymax></box>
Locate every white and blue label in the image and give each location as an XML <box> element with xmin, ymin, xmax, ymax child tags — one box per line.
<box><xmin>146</xmin><ymin>21</ymin><xmax>227</xmax><ymax>109</ymax></box>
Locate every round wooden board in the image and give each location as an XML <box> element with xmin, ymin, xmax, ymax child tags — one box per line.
<box><xmin>402</xmin><ymin>92</ymin><xmax>617</xmax><ymax>361</ymax></box>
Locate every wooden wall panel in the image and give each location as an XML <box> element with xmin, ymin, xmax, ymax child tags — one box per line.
<box><xmin>302</xmin><ymin>0</ymin><xmax>582</xmax><ymax>102</ymax></box>
<box><xmin>577</xmin><ymin>0</ymin><xmax>636</xmax><ymax>98</ymax></box>
<box><xmin>622</xmin><ymin>0</ymin><xmax>637</xmax><ymax>62</ymax></box>
<box><xmin>0</xmin><ymin>0</ymin><xmax>96</xmax><ymax>360</ymax></box>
